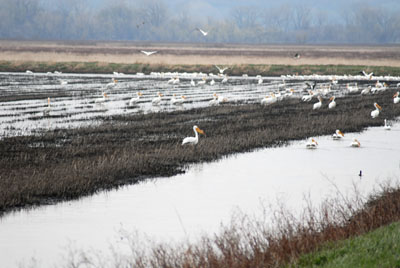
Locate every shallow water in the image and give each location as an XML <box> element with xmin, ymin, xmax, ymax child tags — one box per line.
<box><xmin>1</xmin><ymin>120</ymin><xmax>399</xmax><ymax>267</ymax></box>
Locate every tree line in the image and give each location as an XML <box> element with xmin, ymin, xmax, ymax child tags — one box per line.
<box><xmin>0</xmin><ymin>0</ymin><xmax>399</xmax><ymax>44</ymax></box>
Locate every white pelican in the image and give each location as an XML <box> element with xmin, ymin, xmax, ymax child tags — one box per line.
<box><xmin>182</xmin><ymin>125</ymin><xmax>205</xmax><ymax>145</ymax></box>
<box><xmin>95</xmin><ymin>92</ymin><xmax>109</xmax><ymax>103</ymax></box>
<box><xmin>141</xmin><ymin>50</ymin><xmax>157</xmax><ymax>56</ymax></box>
<box><xmin>43</xmin><ymin>97</ymin><xmax>51</xmax><ymax>116</ymax></box>
<box><xmin>346</xmin><ymin>83</ymin><xmax>358</xmax><ymax>93</ymax></box>
<box><xmin>384</xmin><ymin>119</ymin><xmax>391</xmax><ymax>130</ymax></box>
<box><xmin>197</xmin><ymin>77</ymin><xmax>206</xmax><ymax>86</ymax></box>
<box><xmin>361</xmin><ymin>86</ymin><xmax>371</xmax><ymax>95</ymax></box>
<box><xmin>217</xmin><ymin>94</ymin><xmax>228</xmax><ymax>104</ymax></box>
<box><xmin>361</xmin><ymin>71</ymin><xmax>373</xmax><ymax>80</ymax></box>
<box><xmin>371</xmin><ymin>102</ymin><xmax>382</xmax><ymax>118</ymax></box>
<box><xmin>171</xmin><ymin>94</ymin><xmax>186</xmax><ymax>105</ymax></box>
<box><xmin>328</xmin><ymin>96</ymin><xmax>336</xmax><ymax>109</ymax></box>
<box><xmin>261</xmin><ymin>93</ymin><xmax>277</xmax><ymax>106</ymax></box>
<box><xmin>210</xmin><ymin>79</ymin><xmax>215</xmax><ymax>86</ymax></box>
<box><xmin>152</xmin><ymin>92</ymin><xmax>163</xmax><ymax>105</ymax></box>
<box><xmin>129</xmin><ymin>92</ymin><xmax>143</xmax><ymax>106</ymax></box>
<box><xmin>196</xmin><ymin>28</ymin><xmax>208</xmax><ymax>36</ymax></box>
<box><xmin>257</xmin><ymin>78</ymin><xmax>263</xmax><ymax>85</ymax></box>
<box><xmin>190</xmin><ymin>79</ymin><xmax>195</xmax><ymax>87</ymax></box>
<box><xmin>302</xmin><ymin>91</ymin><xmax>314</xmax><ymax>102</ymax></box>
<box><xmin>172</xmin><ymin>77</ymin><xmax>180</xmax><ymax>85</ymax></box>
<box><xmin>59</xmin><ymin>79</ymin><xmax>68</xmax><ymax>85</ymax></box>
<box><xmin>215</xmin><ymin>65</ymin><xmax>228</xmax><ymax>74</ymax></box>
<box><xmin>350</xmin><ymin>138</ymin><xmax>361</xmax><ymax>147</ymax></box>
<box><xmin>209</xmin><ymin>93</ymin><xmax>219</xmax><ymax>106</ymax></box>
<box><xmin>313</xmin><ymin>96</ymin><xmax>323</xmax><ymax>110</ymax></box>
<box><xmin>26</xmin><ymin>70</ymin><xmax>33</xmax><ymax>74</ymax></box>
<box><xmin>332</xmin><ymin>129</ymin><xmax>344</xmax><ymax>140</ymax></box>
<box><xmin>306</xmin><ymin>138</ymin><xmax>318</xmax><ymax>149</ymax></box>
<box><xmin>106</xmin><ymin>78</ymin><xmax>118</xmax><ymax>89</ymax></box>
<box><xmin>394</xmin><ymin>92</ymin><xmax>400</xmax><ymax>104</ymax></box>
<box><xmin>221</xmin><ymin>75</ymin><xmax>228</xmax><ymax>84</ymax></box>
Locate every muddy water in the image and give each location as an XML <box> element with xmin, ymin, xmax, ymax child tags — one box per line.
<box><xmin>1</xmin><ymin>120</ymin><xmax>399</xmax><ymax>267</ymax></box>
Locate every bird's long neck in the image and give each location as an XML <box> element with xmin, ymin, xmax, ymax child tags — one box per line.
<box><xmin>193</xmin><ymin>128</ymin><xmax>199</xmax><ymax>140</ymax></box>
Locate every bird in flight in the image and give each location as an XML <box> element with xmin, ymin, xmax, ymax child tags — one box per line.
<box><xmin>294</xmin><ymin>53</ymin><xmax>301</xmax><ymax>59</ymax></box>
<box><xmin>215</xmin><ymin>65</ymin><xmax>228</xmax><ymax>74</ymax></box>
<box><xmin>141</xmin><ymin>50</ymin><xmax>157</xmax><ymax>56</ymax></box>
<box><xmin>196</xmin><ymin>28</ymin><xmax>208</xmax><ymax>36</ymax></box>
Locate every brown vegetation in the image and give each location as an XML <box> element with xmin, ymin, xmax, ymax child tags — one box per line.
<box><xmin>1</xmin><ymin>90</ymin><xmax>399</xmax><ymax>216</ymax></box>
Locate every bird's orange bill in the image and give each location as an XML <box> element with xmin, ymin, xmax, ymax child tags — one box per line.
<box><xmin>339</xmin><ymin>131</ymin><xmax>344</xmax><ymax>136</ymax></box>
<box><xmin>159</xmin><ymin>93</ymin><xmax>163</xmax><ymax>97</ymax></box>
<box><xmin>182</xmin><ymin>96</ymin><xmax>186</xmax><ymax>99</ymax></box>
<box><xmin>376</xmin><ymin>104</ymin><xmax>382</xmax><ymax>110</ymax></box>
<box><xmin>394</xmin><ymin>92</ymin><xmax>399</xmax><ymax>98</ymax></box>
<box><xmin>329</xmin><ymin>96</ymin><xmax>334</xmax><ymax>101</ymax></box>
<box><xmin>138</xmin><ymin>92</ymin><xmax>143</xmax><ymax>96</ymax></box>
<box><xmin>104</xmin><ymin>93</ymin><xmax>109</xmax><ymax>97</ymax></box>
<box><xmin>196</xmin><ymin>127</ymin><xmax>205</xmax><ymax>135</ymax></box>
<box><xmin>47</xmin><ymin>97</ymin><xmax>50</xmax><ymax>104</ymax></box>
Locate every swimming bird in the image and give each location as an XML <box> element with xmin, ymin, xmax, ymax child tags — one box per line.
<box><xmin>328</xmin><ymin>96</ymin><xmax>336</xmax><ymax>109</ymax></box>
<box><xmin>129</xmin><ymin>92</ymin><xmax>143</xmax><ymax>106</ymax></box>
<box><xmin>361</xmin><ymin>86</ymin><xmax>371</xmax><ymax>95</ymax></box>
<box><xmin>332</xmin><ymin>129</ymin><xmax>344</xmax><ymax>140</ymax></box>
<box><xmin>209</xmin><ymin>93</ymin><xmax>219</xmax><ymax>106</ymax></box>
<box><xmin>384</xmin><ymin>119</ymin><xmax>391</xmax><ymax>130</ymax></box>
<box><xmin>313</xmin><ymin>96</ymin><xmax>323</xmax><ymax>110</ymax></box>
<box><xmin>346</xmin><ymin>83</ymin><xmax>358</xmax><ymax>93</ymax></box>
<box><xmin>302</xmin><ymin>91</ymin><xmax>314</xmax><ymax>102</ymax></box>
<box><xmin>306</xmin><ymin>138</ymin><xmax>318</xmax><ymax>149</ymax></box>
<box><xmin>95</xmin><ymin>92</ymin><xmax>109</xmax><ymax>103</ymax></box>
<box><xmin>196</xmin><ymin>28</ymin><xmax>208</xmax><ymax>36</ymax></box>
<box><xmin>43</xmin><ymin>97</ymin><xmax>51</xmax><ymax>116</ymax></box>
<box><xmin>59</xmin><ymin>79</ymin><xmax>68</xmax><ymax>85</ymax></box>
<box><xmin>141</xmin><ymin>50</ymin><xmax>157</xmax><ymax>56</ymax></box>
<box><xmin>171</xmin><ymin>94</ymin><xmax>186</xmax><ymax>105</ymax></box>
<box><xmin>261</xmin><ymin>93</ymin><xmax>277</xmax><ymax>106</ymax></box>
<box><xmin>350</xmin><ymin>138</ymin><xmax>361</xmax><ymax>147</ymax></box>
<box><xmin>258</xmin><ymin>77</ymin><xmax>263</xmax><ymax>85</ymax></box>
<box><xmin>393</xmin><ymin>92</ymin><xmax>399</xmax><ymax>104</ymax></box>
<box><xmin>106</xmin><ymin>78</ymin><xmax>118</xmax><ymax>89</ymax></box>
<box><xmin>371</xmin><ymin>102</ymin><xmax>382</xmax><ymax>118</ymax></box>
<box><xmin>210</xmin><ymin>79</ymin><xmax>215</xmax><ymax>86</ymax></box>
<box><xmin>190</xmin><ymin>79</ymin><xmax>195</xmax><ymax>87</ymax></box>
<box><xmin>197</xmin><ymin>77</ymin><xmax>206</xmax><ymax>86</ymax></box>
<box><xmin>152</xmin><ymin>92</ymin><xmax>163</xmax><ymax>105</ymax></box>
<box><xmin>182</xmin><ymin>125</ymin><xmax>205</xmax><ymax>145</ymax></box>
<box><xmin>221</xmin><ymin>75</ymin><xmax>228</xmax><ymax>84</ymax></box>
<box><xmin>26</xmin><ymin>70</ymin><xmax>33</xmax><ymax>74</ymax></box>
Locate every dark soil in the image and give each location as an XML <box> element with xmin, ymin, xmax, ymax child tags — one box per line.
<box><xmin>0</xmin><ymin>90</ymin><xmax>399</xmax><ymax>216</ymax></box>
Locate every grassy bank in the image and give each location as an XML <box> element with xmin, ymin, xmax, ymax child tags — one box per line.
<box><xmin>1</xmin><ymin>90</ymin><xmax>399</xmax><ymax>215</ymax></box>
<box><xmin>1</xmin><ymin>60</ymin><xmax>400</xmax><ymax>76</ymax></box>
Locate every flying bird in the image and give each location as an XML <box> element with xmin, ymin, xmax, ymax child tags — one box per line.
<box><xmin>141</xmin><ymin>50</ymin><xmax>157</xmax><ymax>56</ymax></box>
<box><xmin>294</xmin><ymin>53</ymin><xmax>301</xmax><ymax>59</ymax></box>
<box><xmin>215</xmin><ymin>65</ymin><xmax>228</xmax><ymax>74</ymax></box>
<box><xmin>196</xmin><ymin>28</ymin><xmax>208</xmax><ymax>36</ymax></box>
<box><xmin>360</xmin><ymin>71</ymin><xmax>373</xmax><ymax>80</ymax></box>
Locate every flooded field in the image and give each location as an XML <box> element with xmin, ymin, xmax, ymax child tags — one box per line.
<box><xmin>1</xmin><ymin>71</ymin><xmax>399</xmax><ymax>137</ymax></box>
<box><xmin>0</xmin><ymin>120</ymin><xmax>399</xmax><ymax>267</ymax></box>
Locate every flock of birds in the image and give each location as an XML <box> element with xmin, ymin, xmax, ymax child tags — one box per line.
<box><xmin>25</xmin><ymin>67</ymin><xmax>400</xmax><ymax>147</ymax></box>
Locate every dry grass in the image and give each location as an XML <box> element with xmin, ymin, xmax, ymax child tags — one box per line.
<box><xmin>1</xmin><ymin>91</ymin><xmax>399</xmax><ymax>215</ymax></box>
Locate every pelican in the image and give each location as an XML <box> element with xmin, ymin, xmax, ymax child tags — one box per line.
<box><xmin>361</xmin><ymin>71</ymin><xmax>373</xmax><ymax>80</ymax></box>
<box><xmin>141</xmin><ymin>50</ymin><xmax>157</xmax><ymax>56</ymax></box>
<box><xmin>257</xmin><ymin>78</ymin><xmax>263</xmax><ymax>85</ymax></box>
<box><xmin>361</xmin><ymin>86</ymin><xmax>371</xmax><ymax>95</ymax></box>
<box><xmin>313</xmin><ymin>96</ymin><xmax>323</xmax><ymax>110</ymax></box>
<box><xmin>95</xmin><ymin>92</ymin><xmax>109</xmax><ymax>103</ymax></box>
<box><xmin>215</xmin><ymin>65</ymin><xmax>228</xmax><ymax>74</ymax></box>
<box><xmin>346</xmin><ymin>83</ymin><xmax>358</xmax><ymax>93</ymax></box>
<box><xmin>152</xmin><ymin>92</ymin><xmax>163</xmax><ymax>105</ymax></box>
<box><xmin>196</xmin><ymin>28</ymin><xmax>208</xmax><ymax>36</ymax></box>
<box><xmin>172</xmin><ymin>77</ymin><xmax>180</xmax><ymax>85</ymax></box>
<box><xmin>59</xmin><ymin>79</ymin><xmax>68</xmax><ymax>85</ymax></box>
<box><xmin>371</xmin><ymin>102</ymin><xmax>382</xmax><ymax>118</ymax></box>
<box><xmin>302</xmin><ymin>91</ymin><xmax>314</xmax><ymax>102</ymax></box>
<box><xmin>197</xmin><ymin>77</ymin><xmax>206</xmax><ymax>86</ymax></box>
<box><xmin>43</xmin><ymin>97</ymin><xmax>51</xmax><ymax>116</ymax></box>
<box><xmin>209</xmin><ymin>93</ymin><xmax>219</xmax><ymax>106</ymax></box>
<box><xmin>350</xmin><ymin>138</ymin><xmax>361</xmax><ymax>147</ymax></box>
<box><xmin>261</xmin><ymin>93</ymin><xmax>277</xmax><ymax>106</ymax></box>
<box><xmin>221</xmin><ymin>75</ymin><xmax>228</xmax><ymax>84</ymax></box>
<box><xmin>26</xmin><ymin>70</ymin><xmax>33</xmax><ymax>74</ymax></box>
<box><xmin>328</xmin><ymin>96</ymin><xmax>336</xmax><ymax>109</ymax></box>
<box><xmin>129</xmin><ymin>92</ymin><xmax>143</xmax><ymax>106</ymax></box>
<box><xmin>394</xmin><ymin>92</ymin><xmax>400</xmax><ymax>104</ymax></box>
<box><xmin>306</xmin><ymin>138</ymin><xmax>318</xmax><ymax>149</ymax></box>
<box><xmin>106</xmin><ymin>78</ymin><xmax>117</xmax><ymax>89</ymax></box>
<box><xmin>171</xmin><ymin>94</ymin><xmax>186</xmax><ymax>105</ymax></box>
<box><xmin>217</xmin><ymin>94</ymin><xmax>228</xmax><ymax>104</ymax></box>
<box><xmin>332</xmin><ymin>129</ymin><xmax>344</xmax><ymax>140</ymax></box>
<box><xmin>384</xmin><ymin>119</ymin><xmax>391</xmax><ymax>130</ymax></box>
<box><xmin>190</xmin><ymin>79</ymin><xmax>195</xmax><ymax>87</ymax></box>
<box><xmin>210</xmin><ymin>79</ymin><xmax>215</xmax><ymax>86</ymax></box>
<box><xmin>182</xmin><ymin>125</ymin><xmax>205</xmax><ymax>145</ymax></box>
